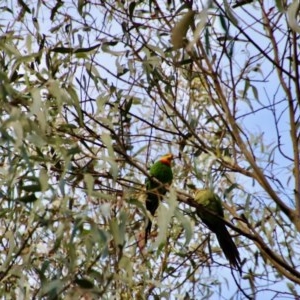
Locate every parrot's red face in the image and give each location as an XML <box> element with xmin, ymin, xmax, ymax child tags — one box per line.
<box><xmin>159</xmin><ymin>153</ymin><xmax>173</xmax><ymax>166</ymax></box>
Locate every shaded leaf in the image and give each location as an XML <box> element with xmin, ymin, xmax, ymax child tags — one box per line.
<box><xmin>21</xmin><ymin>184</ymin><xmax>41</xmax><ymax>192</ymax></box>
<box><xmin>50</xmin><ymin>0</ymin><xmax>63</xmax><ymax>21</ymax></box>
<box><xmin>18</xmin><ymin>193</ymin><xmax>38</xmax><ymax>203</ymax></box>
<box><xmin>77</xmin><ymin>0</ymin><xmax>84</xmax><ymax>16</ymax></box>
<box><xmin>129</xmin><ymin>2</ymin><xmax>136</xmax><ymax>22</ymax></box>
<box><xmin>224</xmin><ymin>0</ymin><xmax>239</xmax><ymax>26</ymax></box>
<box><xmin>232</xmin><ymin>0</ymin><xmax>254</xmax><ymax>9</ymax></box>
<box><xmin>252</xmin><ymin>85</ymin><xmax>259</xmax><ymax>101</ymax></box>
<box><xmin>171</xmin><ymin>10</ymin><xmax>195</xmax><ymax>49</ymax></box>
<box><xmin>274</xmin><ymin>0</ymin><xmax>284</xmax><ymax>11</ymax></box>
<box><xmin>17</xmin><ymin>0</ymin><xmax>31</xmax><ymax>13</ymax></box>
<box><xmin>74</xmin><ymin>277</ymin><xmax>94</xmax><ymax>289</ymax></box>
<box><xmin>74</xmin><ymin>43</ymin><xmax>101</xmax><ymax>53</ymax></box>
<box><xmin>109</xmin><ymin>218</ymin><xmax>124</xmax><ymax>247</ymax></box>
<box><xmin>174</xmin><ymin>209</ymin><xmax>193</xmax><ymax>245</ymax></box>
<box><xmin>287</xmin><ymin>1</ymin><xmax>300</xmax><ymax>33</ymax></box>
<box><xmin>205</xmin><ymin>27</ymin><xmax>210</xmax><ymax>55</ymax></box>
<box><xmin>102</xmin><ymin>133</ymin><xmax>118</xmax><ymax>180</ymax></box>
<box><xmin>155</xmin><ymin>187</ymin><xmax>177</xmax><ymax>246</ymax></box>
<box><xmin>50</xmin><ymin>47</ymin><xmax>73</xmax><ymax>53</ymax></box>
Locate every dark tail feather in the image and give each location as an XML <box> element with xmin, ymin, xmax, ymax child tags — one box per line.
<box><xmin>145</xmin><ymin>193</ymin><xmax>159</xmax><ymax>244</ymax></box>
<box><xmin>215</xmin><ymin>227</ymin><xmax>241</xmax><ymax>273</ymax></box>
<box><xmin>145</xmin><ymin>219</ymin><xmax>152</xmax><ymax>244</ymax></box>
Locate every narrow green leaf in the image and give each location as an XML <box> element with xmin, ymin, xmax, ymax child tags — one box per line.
<box><xmin>17</xmin><ymin>0</ymin><xmax>31</xmax><ymax>13</ymax></box>
<box><xmin>242</xmin><ymin>78</ymin><xmax>250</xmax><ymax>98</ymax></box>
<box><xmin>39</xmin><ymin>169</ymin><xmax>49</xmax><ymax>192</ymax></box>
<box><xmin>224</xmin><ymin>0</ymin><xmax>239</xmax><ymax>26</ymax></box>
<box><xmin>251</xmin><ymin>85</ymin><xmax>259</xmax><ymax>101</ymax></box>
<box><xmin>155</xmin><ymin>187</ymin><xmax>177</xmax><ymax>246</ymax></box>
<box><xmin>66</xmin><ymin>85</ymin><xmax>83</xmax><ymax>126</ymax></box>
<box><xmin>174</xmin><ymin>209</ymin><xmax>193</xmax><ymax>245</ymax></box>
<box><xmin>50</xmin><ymin>0</ymin><xmax>63</xmax><ymax>20</ymax></box>
<box><xmin>287</xmin><ymin>1</ymin><xmax>300</xmax><ymax>33</ymax></box>
<box><xmin>78</xmin><ymin>0</ymin><xmax>84</xmax><ymax>16</ymax></box>
<box><xmin>85</xmin><ymin>62</ymin><xmax>100</xmax><ymax>78</ymax></box>
<box><xmin>84</xmin><ymin>173</ymin><xmax>94</xmax><ymax>196</ymax></box>
<box><xmin>21</xmin><ymin>184</ymin><xmax>41</xmax><ymax>192</ymax></box>
<box><xmin>102</xmin><ymin>40</ymin><xmax>119</xmax><ymax>46</ymax></box>
<box><xmin>119</xmin><ymin>256</ymin><xmax>133</xmax><ymax>285</ymax></box>
<box><xmin>188</xmin><ymin>9</ymin><xmax>208</xmax><ymax>51</ymax></box>
<box><xmin>109</xmin><ymin>218</ymin><xmax>124</xmax><ymax>247</ymax></box>
<box><xmin>205</xmin><ymin>27</ymin><xmax>210</xmax><ymax>55</ymax></box>
<box><xmin>0</xmin><ymin>6</ymin><xmax>13</xmax><ymax>14</ymax></box>
<box><xmin>39</xmin><ymin>279</ymin><xmax>64</xmax><ymax>298</ymax></box>
<box><xmin>101</xmin><ymin>133</ymin><xmax>118</xmax><ymax>180</ymax></box>
<box><xmin>219</xmin><ymin>14</ymin><xmax>228</xmax><ymax>33</ymax></box>
<box><xmin>232</xmin><ymin>0</ymin><xmax>254</xmax><ymax>9</ymax></box>
<box><xmin>228</xmin><ymin>40</ymin><xmax>234</xmax><ymax>59</ymax></box>
<box><xmin>275</xmin><ymin>0</ymin><xmax>284</xmax><ymax>11</ymax></box>
<box><xmin>50</xmin><ymin>47</ymin><xmax>73</xmax><ymax>53</ymax></box>
<box><xmin>11</xmin><ymin>120</ymin><xmax>24</xmax><ymax>148</ymax></box>
<box><xmin>74</xmin><ymin>43</ymin><xmax>101</xmax><ymax>53</ymax></box>
<box><xmin>129</xmin><ymin>2</ymin><xmax>136</xmax><ymax>21</ymax></box>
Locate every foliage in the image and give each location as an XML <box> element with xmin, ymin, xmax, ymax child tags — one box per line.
<box><xmin>0</xmin><ymin>0</ymin><xmax>299</xmax><ymax>298</ymax></box>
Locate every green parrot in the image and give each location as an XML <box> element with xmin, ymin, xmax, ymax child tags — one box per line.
<box><xmin>195</xmin><ymin>189</ymin><xmax>241</xmax><ymax>272</ymax></box>
<box><xmin>145</xmin><ymin>153</ymin><xmax>174</xmax><ymax>243</ymax></box>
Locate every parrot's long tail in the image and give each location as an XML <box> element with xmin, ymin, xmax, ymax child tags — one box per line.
<box><xmin>145</xmin><ymin>193</ymin><xmax>159</xmax><ymax>244</ymax></box>
<box><xmin>216</xmin><ymin>227</ymin><xmax>241</xmax><ymax>274</ymax></box>
<box><xmin>145</xmin><ymin>220</ymin><xmax>152</xmax><ymax>244</ymax></box>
